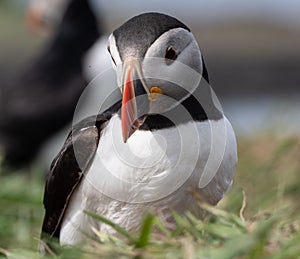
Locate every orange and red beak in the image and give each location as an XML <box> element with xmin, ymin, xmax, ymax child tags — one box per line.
<box><xmin>121</xmin><ymin>58</ymin><xmax>149</xmax><ymax>143</ymax></box>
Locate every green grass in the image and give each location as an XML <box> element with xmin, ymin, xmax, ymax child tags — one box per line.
<box><xmin>0</xmin><ymin>133</ymin><xmax>300</xmax><ymax>258</ymax></box>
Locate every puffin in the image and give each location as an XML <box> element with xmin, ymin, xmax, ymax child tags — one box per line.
<box><xmin>0</xmin><ymin>0</ymin><xmax>100</xmax><ymax>167</ymax></box>
<box><xmin>40</xmin><ymin>12</ymin><xmax>237</xmax><ymax>248</ymax></box>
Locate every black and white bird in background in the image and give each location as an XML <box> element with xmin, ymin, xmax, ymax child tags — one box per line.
<box><xmin>40</xmin><ymin>12</ymin><xmax>237</xmax><ymax>249</ymax></box>
<box><xmin>0</xmin><ymin>0</ymin><xmax>112</xmax><ymax>168</ymax></box>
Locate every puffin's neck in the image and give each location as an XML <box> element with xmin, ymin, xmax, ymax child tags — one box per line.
<box><xmin>139</xmin><ymin>87</ymin><xmax>222</xmax><ymax>131</ymax></box>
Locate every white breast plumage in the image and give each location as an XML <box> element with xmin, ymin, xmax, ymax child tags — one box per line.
<box><xmin>60</xmin><ymin>114</ymin><xmax>237</xmax><ymax>245</ymax></box>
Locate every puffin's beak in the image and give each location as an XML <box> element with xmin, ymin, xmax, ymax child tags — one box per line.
<box><xmin>121</xmin><ymin>57</ymin><xmax>150</xmax><ymax>143</ymax></box>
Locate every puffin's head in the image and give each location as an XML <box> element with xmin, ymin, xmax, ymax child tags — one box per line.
<box><xmin>107</xmin><ymin>12</ymin><xmax>206</xmax><ymax>142</ymax></box>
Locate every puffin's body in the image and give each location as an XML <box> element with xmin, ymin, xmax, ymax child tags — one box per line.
<box><xmin>41</xmin><ymin>13</ymin><xmax>237</xmax><ymax>247</ymax></box>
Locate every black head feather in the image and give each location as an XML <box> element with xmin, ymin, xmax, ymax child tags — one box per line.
<box><xmin>113</xmin><ymin>12</ymin><xmax>190</xmax><ymax>60</ymax></box>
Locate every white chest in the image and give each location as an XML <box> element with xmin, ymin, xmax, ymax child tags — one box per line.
<box><xmin>86</xmin><ymin>115</ymin><xmax>205</xmax><ymax>203</ymax></box>
<box><xmin>60</xmin><ymin>115</ymin><xmax>237</xmax><ymax>245</ymax></box>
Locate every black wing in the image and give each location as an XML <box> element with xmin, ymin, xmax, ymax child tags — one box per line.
<box><xmin>40</xmin><ymin>100</ymin><xmax>121</xmax><ymax>245</ymax></box>
<box><xmin>41</xmin><ymin>114</ymin><xmax>112</xmax><ymax>241</ymax></box>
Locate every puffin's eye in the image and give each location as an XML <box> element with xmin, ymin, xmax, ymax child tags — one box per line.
<box><xmin>165</xmin><ymin>47</ymin><xmax>177</xmax><ymax>65</ymax></box>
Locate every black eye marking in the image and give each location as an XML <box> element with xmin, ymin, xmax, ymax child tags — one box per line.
<box><xmin>107</xmin><ymin>45</ymin><xmax>116</xmax><ymax>66</ymax></box>
<box><xmin>165</xmin><ymin>47</ymin><xmax>177</xmax><ymax>65</ymax></box>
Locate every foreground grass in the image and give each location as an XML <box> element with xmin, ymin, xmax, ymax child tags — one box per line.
<box><xmin>0</xmin><ymin>134</ymin><xmax>299</xmax><ymax>258</ymax></box>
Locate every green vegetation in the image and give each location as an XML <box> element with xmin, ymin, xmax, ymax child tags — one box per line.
<box><xmin>0</xmin><ymin>134</ymin><xmax>299</xmax><ymax>258</ymax></box>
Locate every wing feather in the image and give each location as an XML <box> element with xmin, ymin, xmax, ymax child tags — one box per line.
<box><xmin>41</xmin><ymin>114</ymin><xmax>112</xmax><ymax>238</ymax></box>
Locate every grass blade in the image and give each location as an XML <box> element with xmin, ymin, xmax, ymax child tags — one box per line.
<box><xmin>84</xmin><ymin>210</ymin><xmax>137</xmax><ymax>243</ymax></box>
<box><xmin>136</xmin><ymin>214</ymin><xmax>155</xmax><ymax>248</ymax></box>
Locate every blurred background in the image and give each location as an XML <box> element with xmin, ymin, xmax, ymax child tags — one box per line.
<box><xmin>0</xmin><ymin>0</ymin><xmax>299</xmax><ymax>252</ymax></box>
<box><xmin>1</xmin><ymin>0</ymin><xmax>300</xmax><ymax>142</ymax></box>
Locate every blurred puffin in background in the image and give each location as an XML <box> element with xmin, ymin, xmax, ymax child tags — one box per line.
<box><xmin>0</xmin><ymin>0</ymin><xmax>112</xmax><ymax>168</ymax></box>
